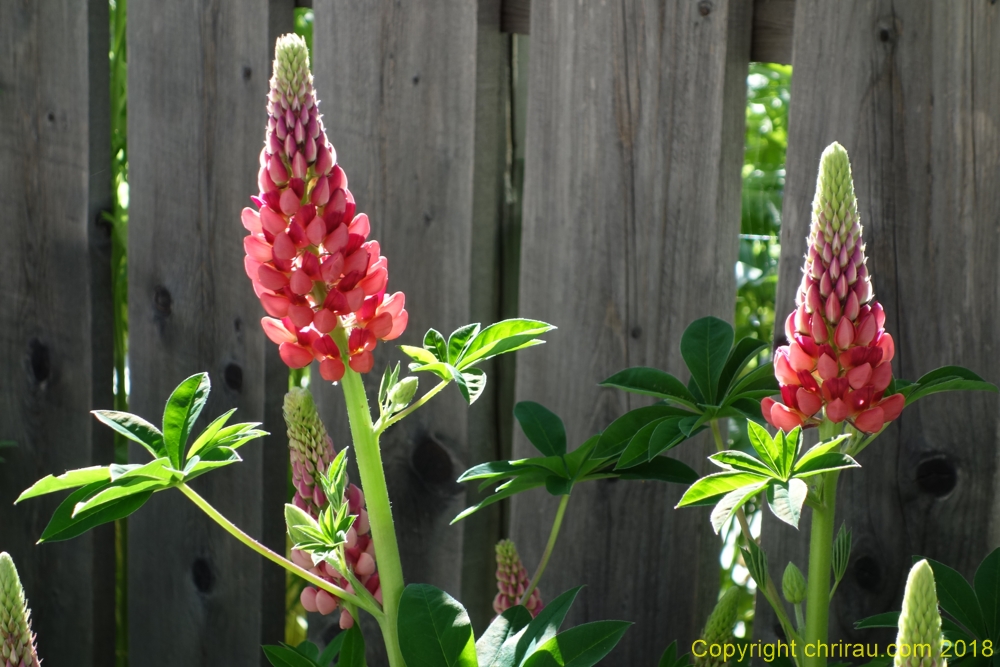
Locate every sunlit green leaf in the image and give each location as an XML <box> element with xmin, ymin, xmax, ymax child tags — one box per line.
<box><xmin>162</xmin><ymin>373</ymin><xmax>211</xmax><ymax>468</ymax></box>
<box><xmin>17</xmin><ymin>466</ymin><xmax>111</xmax><ymax>503</ymax></box>
<box><xmin>680</xmin><ymin>317</ymin><xmax>735</xmax><ymax>404</ymax></box>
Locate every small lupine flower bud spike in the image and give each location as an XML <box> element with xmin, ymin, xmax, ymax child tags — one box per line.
<box><xmin>895</xmin><ymin>560</ymin><xmax>946</xmax><ymax>667</ymax></box>
<box><xmin>284</xmin><ymin>388</ymin><xmax>381</xmax><ymax>626</ymax></box>
<box><xmin>0</xmin><ymin>553</ymin><xmax>42</xmax><ymax>667</ymax></box>
<box><xmin>244</xmin><ymin>35</ymin><xmax>407</xmax><ymax>382</ymax></box>
<box><xmin>492</xmin><ymin>539</ymin><xmax>543</xmax><ymax>618</ymax></box>
<box><xmin>782</xmin><ymin>562</ymin><xmax>807</xmax><ymax>604</ymax></box>
<box><xmin>764</xmin><ymin>142</ymin><xmax>905</xmax><ymax>434</ymax></box>
<box><xmin>694</xmin><ymin>586</ymin><xmax>741</xmax><ymax>667</ymax></box>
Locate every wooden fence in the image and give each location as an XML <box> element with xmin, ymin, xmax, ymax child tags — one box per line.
<box><xmin>1</xmin><ymin>0</ymin><xmax>998</xmax><ymax>665</ymax></box>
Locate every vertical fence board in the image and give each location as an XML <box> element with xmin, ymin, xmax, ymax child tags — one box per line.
<box><xmin>760</xmin><ymin>0</ymin><xmax>1000</xmax><ymax>647</ymax></box>
<box><xmin>0</xmin><ymin>2</ymin><xmax>101</xmax><ymax>664</ymax></box>
<box><xmin>510</xmin><ymin>0</ymin><xmax>751</xmax><ymax>662</ymax></box>
<box><xmin>127</xmin><ymin>1</ymin><xmax>276</xmax><ymax>662</ymax></box>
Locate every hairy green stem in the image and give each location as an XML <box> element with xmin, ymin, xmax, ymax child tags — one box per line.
<box><xmin>376</xmin><ymin>378</ymin><xmax>450</xmax><ymax>435</ymax></box>
<box><xmin>335</xmin><ymin>345</ymin><xmax>406</xmax><ymax>667</ymax></box>
<box><xmin>520</xmin><ymin>493</ymin><xmax>570</xmax><ymax>604</ymax></box>
<box><xmin>177</xmin><ymin>483</ymin><xmax>378</xmax><ymax>617</ymax></box>
<box><xmin>803</xmin><ymin>469</ymin><xmax>839</xmax><ymax>667</ymax></box>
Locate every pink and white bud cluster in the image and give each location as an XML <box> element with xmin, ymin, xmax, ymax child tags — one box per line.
<box><xmin>284</xmin><ymin>389</ymin><xmax>381</xmax><ymax>629</ymax></box>
<box><xmin>763</xmin><ymin>143</ymin><xmax>903</xmax><ymax>434</ymax></box>
<box><xmin>244</xmin><ymin>34</ymin><xmax>407</xmax><ymax>382</ymax></box>
<box><xmin>493</xmin><ymin>539</ymin><xmax>543</xmax><ymax>617</ymax></box>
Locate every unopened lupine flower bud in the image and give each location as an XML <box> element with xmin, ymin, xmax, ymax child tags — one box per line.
<box><xmin>387</xmin><ymin>376</ymin><xmax>418</xmax><ymax>410</ymax></box>
<box><xmin>782</xmin><ymin>562</ymin><xmax>807</xmax><ymax>604</ymax></box>
<box><xmin>763</xmin><ymin>142</ymin><xmax>904</xmax><ymax>433</ymax></box>
<box><xmin>284</xmin><ymin>388</ymin><xmax>381</xmax><ymax>628</ymax></box>
<box><xmin>245</xmin><ymin>34</ymin><xmax>407</xmax><ymax>383</ymax></box>
<box><xmin>493</xmin><ymin>539</ymin><xmax>543</xmax><ymax>617</ymax></box>
<box><xmin>695</xmin><ymin>587</ymin><xmax>741</xmax><ymax>667</ymax></box>
<box><xmin>0</xmin><ymin>553</ymin><xmax>41</xmax><ymax>667</ymax></box>
<box><xmin>895</xmin><ymin>560</ymin><xmax>946</xmax><ymax>667</ymax></box>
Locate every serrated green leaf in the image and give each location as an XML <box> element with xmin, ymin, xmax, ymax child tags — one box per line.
<box><xmin>521</xmin><ymin>620</ymin><xmax>632</xmax><ymax>667</ymax></box>
<box><xmin>92</xmin><ymin>410</ymin><xmax>166</xmax><ymax>459</ymax></box>
<box><xmin>39</xmin><ymin>481</ymin><xmax>152</xmax><ymax>543</ymax></box>
<box><xmin>614</xmin><ymin>418</ymin><xmax>667</xmax><ymax>470</ymax></box>
<box><xmin>925</xmin><ymin>557</ymin><xmax>988</xmax><ymax>639</ymax></box>
<box><xmin>457</xmin><ymin>319</ymin><xmax>555</xmax><ymax>369</ymax></box>
<box><xmin>186</xmin><ymin>408</ymin><xmax>236</xmax><ymax>461</ymax></box>
<box><xmin>515</xmin><ymin>402</ymin><xmax>567</xmax><ymax>457</ymax></box>
<box><xmin>423</xmin><ymin>328</ymin><xmax>449</xmax><ymax>362</ymax></box>
<box><xmin>477</xmin><ymin>606</ymin><xmax>534</xmax><ymax>667</ymax></box>
<box><xmin>162</xmin><ymin>373</ymin><xmax>211</xmax><ymax>468</ymax></box>
<box><xmin>599</xmin><ymin>367</ymin><xmax>697</xmax><ymax>406</ymax></box>
<box><xmin>974</xmin><ymin>548</ymin><xmax>1000</xmax><ymax>639</ymax></box>
<box><xmin>716</xmin><ymin>337</ymin><xmax>769</xmax><ymax>403</ymax></box>
<box><xmin>680</xmin><ymin>317</ymin><xmax>735</xmax><ymax>405</ymax></box>
<box><xmin>398</xmin><ymin>584</ymin><xmax>477</xmax><ymax>667</ymax></box>
<box><xmin>400</xmin><ymin>345</ymin><xmax>438</xmax><ymax>366</ymax></box>
<box><xmin>765</xmin><ymin>479</ymin><xmax>808</xmax><ymax>528</ymax></box>
<box><xmin>677</xmin><ymin>471</ymin><xmax>769</xmax><ymax>508</ymax></box>
<box><xmin>448</xmin><ymin>323</ymin><xmax>481</xmax><ymax>364</ymax></box>
<box><xmin>618</xmin><ymin>457</ymin><xmax>698</xmax><ymax>485</ymax></box>
<box><xmin>711</xmin><ymin>481</ymin><xmax>770</xmax><ymax>533</ymax></box>
<box><xmin>596</xmin><ymin>406</ymin><xmax>693</xmax><ymax>459</ymax></box>
<box><xmin>709</xmin><ymin>451</ymin><xmax>775</xmax><ymax>477</ymax></box>
<box><xmin>17</xmin><ymin>466</ymin><xmax>111</xmax><ymax>503</ymax></box>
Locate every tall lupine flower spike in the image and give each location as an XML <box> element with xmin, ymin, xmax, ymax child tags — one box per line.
<box><xmin>244</xmin><ymin>34</ymin><xmax>408</xmax><ymax>382</ymax></box>
<box><xmin>895</xmin><ymin>560</ymin><xmax>946</xmax><ymax>667</ymax></box>
<box><xmin>493</xmin><ymin>539</ymin><xmax>543</xmax><ymax>617</ymax></box>
<box><xmin>694</xmin><ymin>586</ymin><xmax>740</xmax><ymax>667</ymax></box>
<box><xmin>284</xmin><ymin>388</ymin><xmax>381</xmax><ymax>629</ymax></box>
<box><xmin>0</xmin><ymin>553</ymin><xmax>41</xmax><ymax>667</ymax></box>
<box><xmin>763</xmin><ymin>142</ymin><xmax>904</xmax><ymax>433</ymax></box>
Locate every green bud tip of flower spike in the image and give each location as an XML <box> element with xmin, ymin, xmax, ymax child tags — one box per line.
<box><xmin>695</xmin><ymin>586</ymin><xmax>741</xmax><ymax>667</ymax></box>
<box><xmin>782</xmin><ymin>562</ymin><xmax>807</xmax><ymax>605</ymax></box>
<box><xmin>895</xmin><ymin>560</ymin><xmax>946</xmax><ymax>667</ymax></box>
<box><xmin>0</xmin><ymin>553</ymin><xmax>41</xmax><ymax>667</ymax></box>
<box><xmin>493</xmin><ymin>539</ymin><xmax>543</xmax><ymax>617</ymax></box>
<box><xmin>272</xmin><ymin>33</ymin><xmax>312</xmax><ymax>103</ymax></box>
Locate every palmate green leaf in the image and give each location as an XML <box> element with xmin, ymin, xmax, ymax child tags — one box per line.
<box><xmin>379</xmin><ymin>362</ymin><xmax>401</xmax><ymax>412</ymax></box>
<box><xmin>186</xmin><ymin>408</ymin><xmax>236</xmax><ymax>461</ymax></box>
<box><xmin>262</xmin><ymin>644</ymin><xmax>321</xmax><ymax>667</ymax></box>
<box><xmin>711</xmin><ymin>481</ymin><xmax>769</xmax><ymax>533</ymax></box>
<box><xmin>457</xmin><ymin>460</ymin><xmax>520</xmax><ymax>482</ymax></box>
<box><xmin>599</xmin><ymin>367</ymin><xmax>697</xmax><ymax>406</ymax></box>
<box><xmin>658</xmin><ymin>640</ymin><xmax>692</xmax><ymax>667</ymax></box>
<box><xmin>902</xmin><ymin>366</ymin><xmax>997</xmax><ymax>406</ymax></box>
<box><xmin>648</xmin><ymin>417</ymin><xmax>699</xmax><ymax>459</ymax></box>
<box><xmin>853</xmin><ymin>612</ymin><xmax>899</xmax><ymax>630</ymax></box>
<box><xmin>74</xmin><ymin>476</ymin><xmax>172</xmax><ymax>517</ymax></box>
<box><xmin>463</xmin><ymin>368</ymin><xmax>487</xmax><ymax>405</ymax></box>
<box><xmin>716</xmin><ymin>337</ymin><xmax>769</xmax><ymax>403</ymax></box>
<box><xmin>317</xmin><ymin>632</ymin><xmax>347</xmax><ymax>666</ymax></box>
<box><xmin>40</xmin><ymin>480</ymin><xmax>153</xmax><ymax>543</ymax></box>
<box><xmin>974</xmin><ymin>548</ymin><xmax>1000</xmax><ymax>639</ymax></box>
<box><xmin>398</xmin><ymin>584</ymin><xmax>477</xmax><ymax>667</ymax></box>
<box><xmin>515</xmin><ymin>402</ymin><xmax>567</xmax><ymax>457</ymax></box>
<box><xmin>564</xmin><ymin>435</ymin><xmax>602</xmax><ymax>480</ymax></box>
<box><xmin>17</xmin><ymin>466</ymin><xmax>111</xmax><ymax>502</ymax></box>
<box><xmin>614</xmin><ymin>418</ymin><xmax>667</xmax><ymax>470</ymax></box>
<box><xmin>676</xmin><ymin>471</ymin><xmax>770</xmax><ymax>508</ymax></box>
<box><xmin>924</xmin><ymin>556</ymin><xmax>989</xmax><ymax>640</ymax></box>
<box><xmin>765</xmin><ymin>479</ymin><xmax>808</xmax><ymax>528</ymax></box>
<box><xmin>477</xmin><ymin>606</ymin><xmax>534</xmax><ymax>667</ymax></box>
<box><xmin>502</xmin><ymin>587</ymin><xmax>583</xmax><ymax>667</ymax></box>
<box><xmin>545</xmin><ymin>476</ymin><xmax>573</xmax><ymax>496</ymax></box>
<box><xmin>448</xmin><ymin>324</ymin><xmax>480</xmax><ymax>364</ymax></box>
<box><xmin>741</xmin><ymin>537</ymin><xmax>769</xmax><ymax>590</ymax></box>
<box><xmin>727</xmin><ymin>362</ymin><xmax>779</xmax><ymax>399</ymax></box>
<box><xmin>709</xmin><ymin>451</ymin><xmax>775</xmax><ymax>478</ymax></box>
<box><xmin>399</xmin><ymin>344</ymin><xmax>438</xmax><ymax>366</ymax></box>
<box><xmin>792</xmin><ymin>453</ymin><xmax>859</xmax><ymax>478</ymax></box>
<box><xmin>746</xmin><ymin>421</ymin><xmax>784</xmax><ymax>476</ymax></box>
<box><xmin>338</xmin><ymin>625</ymin><xmax>366</xmax><ymax>667</ymax></box>
<box><xmin>456</xmin><ymin>319</ymin><xmax>555</xmax><ymax>369</ymax></box>
<box><xmin>424</xmin><ymin>328</ymin><xmax>449</xmax><ymax>362</ymax></box>
<box><xmin>832</xmin><ymin>524</ymin><xmax>852</xmax><ymax>589</ymax></box>
<box><xmin>183</xmin><ymin>447</ymin><xmax>242</xmax><ymax>480</ymax></box>
<box><xmin>521</xmin><ymin>620</ymin><xmax>632</xmax><ymax>667</ymax></box>
<box><xmin>452</xmin><ymin>470</ymin><xmax>548</xmax><ymax>523</ymax></box>
<box><xmin>596</xmin><ymin>406</ymin><xmax>694</xmax><ymax>459</ymax></box>
<box><xmin>680</xmin><ymin>317</ymin><xmax>735</xmax><ymax>404</ymax></box>
<box><xmin>162</xmin><ymin>372</ymin><xmax>211</xmax><ymax>468</ymax></box>
<box><xmin>792</xmin><ymin>435</ymin><xmax>851</xmax><ymax>475</ymax></box>
<box><xmin>617</xmin><ymin>457</ymin><xmax>698</xmax><ymax>485</ymax></box>
<box><xmin>92</xmin><ymin>410</ymin><xmax>166</xmax><ymax>459</ymax></box>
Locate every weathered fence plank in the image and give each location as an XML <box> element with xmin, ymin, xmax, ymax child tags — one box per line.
<box><xmin>751</xmin><ymin>0</ymin><xmax>795</xmax><ymax>64</ymax></box>
<box><xmin>509</xmin><ymin>0</ymin><xmax>752</xmax><ymax>662</ymax></box>
<box><xmin>310</xmin><ymin>0</ymin><xmax>508</xmax><ymax>653</ymax></box>
<box><xmin>0</xmin><ymin>2</ymin><xmax>109</xmax><ymax>664</ymax></box>
<box><xmin>127</xmin><ymin>1</ymin><xmax>278</xmax><ymax>663</ymax></box>
<box><xmin>760</xmin><ymin>0</ymin><xmax>1000</xmax><ymax>647</ymax></box>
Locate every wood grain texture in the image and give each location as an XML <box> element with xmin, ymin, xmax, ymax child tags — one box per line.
<box><xmin>310</xmin><ymin>0</ymin><xmax>502</xmax><ymax>655</ymax></box>
<box><xmin>751</xmin><ymin>0</ymin><xmax>794</xmax><ymax>64</ymax></box>
<box><xmin>501</xmin><ymin>0</ymin><xmax>530</xmax><ymax>34</ymax></box>
<box><xmin>509</xmin><ymin>1</ymin><xmax>751</xmax><ymax>662</ymax></box>
<box><xmin>758</xmin><ymin>0</ymin><xmax>1000</xmax><ymax>648</ymax></box>
<box><xmin>0</xmin><ymin>2</ymin><xmax>101</xmax><ymax>664</ymax></box>
<box><xmin>127</xmin><ymin>1</ymin><xmax>276</xmax><ymax>662</ymax></box>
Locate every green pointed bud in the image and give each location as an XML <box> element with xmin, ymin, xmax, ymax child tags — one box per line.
<box><xmin>0</xmin><ymin>553</ymin><xmax>41</xmax><ymax>667</ymax></box>
<box><xmin>895</xmin><ymin>560</ymin><xmax>946</xmax><ymax>667</ymax></box>
<box><xmin>272</xmin><ymin>33</ymin><xmax>312</xmax><ymax>107</ymax></box>
<box><xmin>695</xmin><ymin>587</ymin><xmax>740</xmax><ymax>667</ymax></box>
<box><xmin>284</xmin><ymin>388</ymin><xmax>336</xmax><ymax>516</ymax></box>
<box><xmin>388</xmin><ymin>377</ymin><xmax>419</xmax><ymax>411</ymax></box>
<box><xmin>782</xmin><ymin>562</ymin><xmax>807</xmax><ymax>604</ymax></box>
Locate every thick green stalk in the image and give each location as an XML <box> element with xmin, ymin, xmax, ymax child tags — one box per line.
<box><xmin>803</xmin><ymin>469</ymin><xmax>839</xmax><ymax>667</ymax></box>
<box><xmin>520</xmin><ymin>493</ymin><xmax>569</xmax><ymax>604</ymax></box>
<box><xmin>337</xmin><ymin>357</ymin><xmax>406</xmax><ymax>667</ymax></box>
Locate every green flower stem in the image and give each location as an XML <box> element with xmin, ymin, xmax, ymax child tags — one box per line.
<box><xmin>794</xmin><ymin>602</ymin><xmax>805</xmax><ymax>633</ymax></box>
<box><xmin>375</xmin><ymin>378</ymin><xmax>450</xmax><ymax>435</ymax></box>
<box><xmin>803</xmin><ymin>469</ymin><xmax>839</xmax><ymax>667</ymax></box>
<box><xmin>334</xmin><ymin>338</ymin><xmax>406</xmax><ymax>667</ymax></box>
<box><xmin>177</xmin><ymin>483</ymin><xmax>379</xmax><ymax>618</ymax></box>
<box><xmin>520</xmin><ymin>493</ymin><xmax>570</xmax><ymax>604</ymax></box>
